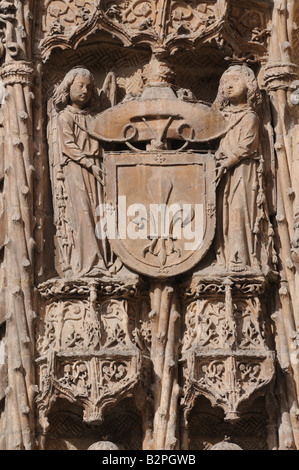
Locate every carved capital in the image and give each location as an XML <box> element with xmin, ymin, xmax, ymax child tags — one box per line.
<box><xmin>264</xmin><ymin>61</ymin><xmax>299</xmax><ymax>91</ymax></box>
<box><xmin>0</xmin><ymin>61</ymin><xmax>35</xmax><ymax>87</ymax></box>
<box><xmin>181</xmin><ymin>275</ymin><xmax>269</xmax><ymax>303</ymax></box>
<box><xmin>143</xmin><ymin>53</ymin><xmax>175</xmax><ymax>87</ymax></box>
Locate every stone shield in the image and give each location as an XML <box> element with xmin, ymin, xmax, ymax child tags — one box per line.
<box><xmin>103</xmin><ymin>151</ymin><xmax>216</xmax><ymax>278</ymax></box>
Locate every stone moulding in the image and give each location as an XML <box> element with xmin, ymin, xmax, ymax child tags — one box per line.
<box><xmin>37</xmin><ymin>275</ymin><xmax>143</xmax><ymax>300</ymax></box>
<box><xmin>180</xmin><ymin>274</ymin><xmax>273</xmax><ymax>302</ymax></box>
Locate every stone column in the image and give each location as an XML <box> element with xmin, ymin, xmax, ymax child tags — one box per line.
<box><xmin>263</xmin><ymin>0</ymin><xmax>299</xmax><ymax>449</ymax></box>
<box><xmin>0</xmin><ymin>60</ymin><xmax>36</xmax><ymax>450</ymax></box>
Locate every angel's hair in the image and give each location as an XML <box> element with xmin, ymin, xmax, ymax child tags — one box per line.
<box><xmin>53</xmin><ymin>67</ymin><xmax>99</xmax><ymax>112</ymax></box>
<box><xmin>213</xmin><ymin>65</ymin><xmax>261</xmax><ymax>112</ymax></box>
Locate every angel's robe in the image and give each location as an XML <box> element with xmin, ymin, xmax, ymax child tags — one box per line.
<box><xmin>57</xmin><ymin>105</ymin><xmax>108</xmax><ymax>277</ymax></box>
<box><xmin>215</xmin><ymin>105</ymin><xmax>261</xmax><ymax>272</ymax></box>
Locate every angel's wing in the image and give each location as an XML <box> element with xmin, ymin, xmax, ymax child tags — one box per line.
<box><xmin>47</xmin><ymin>97</ymin><xmax>67</xmax><ymax>222</ymax></box>
<box><xmin>98</xmin><ymin>71</ymin><xmax>117</xmax><ymax>111</ymax></box>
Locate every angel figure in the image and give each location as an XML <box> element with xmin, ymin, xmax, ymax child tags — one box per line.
<box><xmin>49</xmin><ymin>66</ymin><xmax>119</xmax><ymax>277</ymax></box>
<box><xmin>213</xmin><ymin>65</ymin><xmax>272</xmax><ymax>273</ymax></box>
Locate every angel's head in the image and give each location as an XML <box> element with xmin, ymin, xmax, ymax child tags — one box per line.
<box><xmin>214</xmin><ymin>65</ymin><xmax>261</xmax><ymax>112</ymax></box>
<box><xmin>53</xmin><ymin>67</ymin><xmax>99</xmax><ymax>112</ymax></box>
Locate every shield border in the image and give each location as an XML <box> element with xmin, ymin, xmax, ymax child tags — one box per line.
<box><xmin>104</xmin><ymin>151</ymin><xmax>216</xmax><ymax>279</ymax></box>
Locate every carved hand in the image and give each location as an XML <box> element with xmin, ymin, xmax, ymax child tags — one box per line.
<box><xmin>214</xmin><ymin>162</ymin><xmax>227</xmax><ymax>186</ymax></box>
<box><xmin>91</xmin><ymin>164</ymin><xmax>105</xmax><ymax>185</ymax></box>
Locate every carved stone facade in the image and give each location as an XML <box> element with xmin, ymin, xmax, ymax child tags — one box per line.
<box><xmin>0</xmin><ymin>0</ymin><xmax>299</xmax><ymax>451</ymax></box>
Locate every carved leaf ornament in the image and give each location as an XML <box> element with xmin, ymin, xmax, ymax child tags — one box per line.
<box><xmin>40</xmin><ymin>0</ymin><xmax>228</xmax><ymax>59</ymax></box>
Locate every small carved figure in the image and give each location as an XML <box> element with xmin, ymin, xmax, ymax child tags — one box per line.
<box><xmin>213</xmin><ymin>65</ymin><xmax>264</xmax><ymax>273</ymax></box>
<box><xmin>52</xmin><ymin>67</ymin><xmax>118</xmax><ymax>277</ymax></box>
<box><xmin>59</xmin><ymin>364</ymin><xmax>74</xmax><ymax>388</ymax></box>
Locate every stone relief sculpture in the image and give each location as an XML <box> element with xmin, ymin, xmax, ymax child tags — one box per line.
<box><xmin>213</xmin><ymin>64</ymin><xmax>275</xmax><ymax>273</ymax></box>
<box><xmin>50</xmin><ymin>66</ymin><xmax>120</xmax><ymax>277</ymax></box>
<box><xmin>36</xmin><ymin>57</ymin><xmax>278</xmax><ymax>450</ymax></box>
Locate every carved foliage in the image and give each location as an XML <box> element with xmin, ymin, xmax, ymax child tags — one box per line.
<box><xmin>131</xmin><ymin>300</ymin><xmax>152</xmax><ymax>355</ymax></box>
<box><xmin>182</xmin><ymin>299</ymin><xmax>228</xmax><ymax>352</ymax></box>
<box><xmin>104</xmin><ymin>0</ymin><xmax>222</xmax><ymax>36</ymax></box>
<box><xmin>193</xmin><ymin>355</ymin><xmax>274</xmax><ymax>420</ymax></box>
<box><xmin>57</xmin><ymin>360</ymin><xmax>91</xmax><ymax>397</ymax></box>
<box><xmin>181</xmin><ymin>278</ymin><xmax>266</xmax><ymax>303</ymax></box>
<box><xmin>182</xmin><ymin>297</ymin><xmax>267</xmax><ymax>353</ymax></box>
<box><xmin>39</xmin><ymin>0</ymin><xmax>275</xmax><ymax>65</ymax></box>
<box><xmin>99</xmin><ymin>299</ymin><xmax>136</xmax><ymax>350</ymax></box>
<box><xmin>37</xmin><ymin>353</ymin><xmax>149</xmax><ymax>425</ymax></box>
<box><xmin>36</xmin><ymin>286</ymin><xmax>152</xmax><ymax>427</ymax></box>
<box><xmin>181</xmin><ymin>290</ymin><xmax>274</xmax><ymax>420</ymax></box>
<box><xmin>39</xmin><ymin>0</ymin><xmax>228</xmax><ymax>58</ymax></box>
<box><xmin>229</xmin><ymin>2</ymin><xmax>271</xmax><ymax>49</ymax></box>
<box><xmin>37</xmin><ymin>299</ymin><xmax>101</xmax><ymax>354</ymax></box>
<box><xmin>54</xmin><ymin>357</ymin><xmax>134</xmax><ymax>400</ymax></box>
<box><xmin>37</xmin><ymin>296</ymin><xmax>149</xmax><ymax>355</ymax></box>
<box><xmin>234</xmin><ymin>299</ymin><xmax>266</xmax><ymax>350</ymax></box>
<box><xmin>42</xmin><ymin>0</ymin><xmax>97</xmax><ymax>36</ymax></box>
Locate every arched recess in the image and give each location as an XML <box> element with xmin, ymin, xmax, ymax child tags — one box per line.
<box><xmin>43</xmin><ymin>396</ymin><xmax>143</xmax><ymax>450</ymax></box>
<box><xmin>184</xmin><ymin>395</ymin><xmax>271</xmax><ymax>451</ymax></box>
